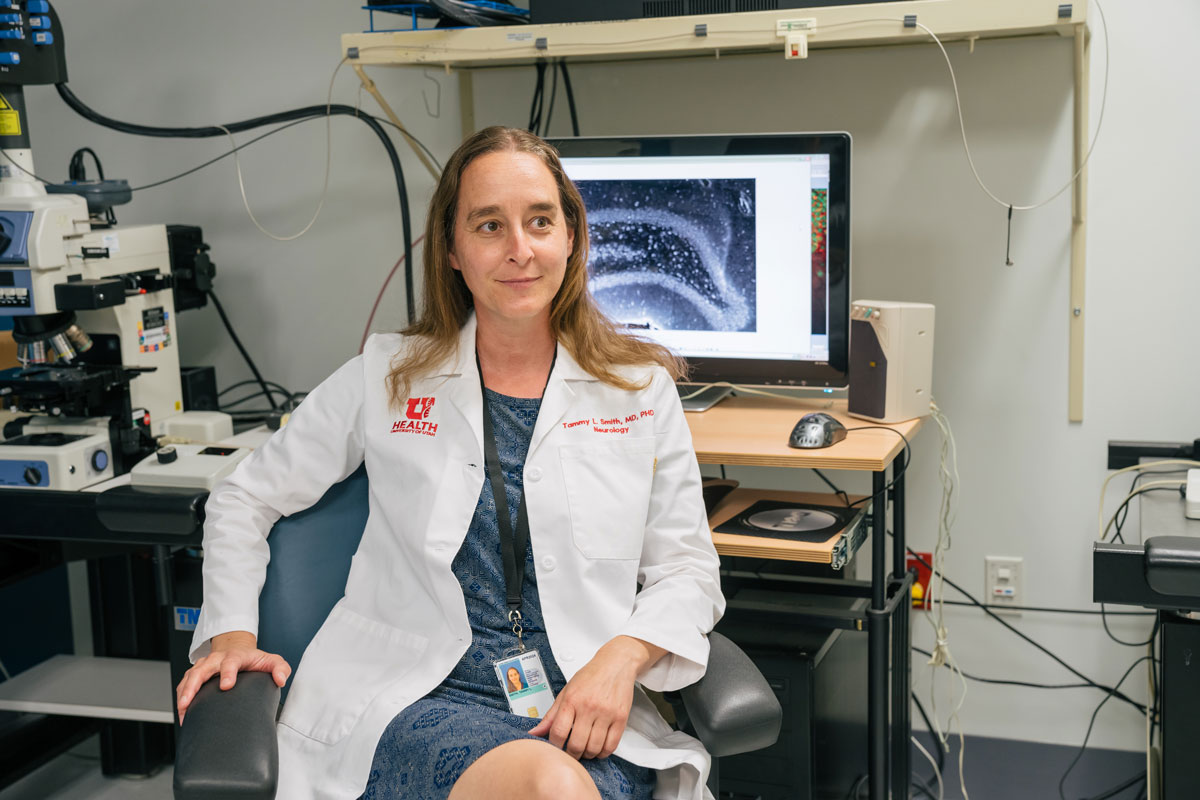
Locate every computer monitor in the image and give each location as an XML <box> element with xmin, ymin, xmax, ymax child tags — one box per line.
<box><xmin>551</xmin><ymin>132</ymin><xmax>850</xmax><ymax>389</ymax></box>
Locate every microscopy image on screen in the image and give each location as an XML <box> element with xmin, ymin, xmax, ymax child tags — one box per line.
<box><xmin>811</xmin><ymin>188</ymin><xmax>828</xmax><ymax>335</ymax></box>
<box><xmin>576</xmin><ymin>178</ymin><xmax>756</xmax><ymax>333</ymax></box>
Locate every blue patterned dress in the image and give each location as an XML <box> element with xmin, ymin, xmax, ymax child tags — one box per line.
<box><xmin>360</xmin><ymin>389</ymin><xmax>656</xmax><ymax>800</ymax></box>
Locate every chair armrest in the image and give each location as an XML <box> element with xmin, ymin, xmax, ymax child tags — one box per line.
<box><xmin>173</xmin><ymin>672</ymin><xmax>281</xmax><ymax>800</ymax></box>
<box><xmin>680</xmin><ymin>632</ymin><xmax>782</xmax><ymax>757</ymax></box>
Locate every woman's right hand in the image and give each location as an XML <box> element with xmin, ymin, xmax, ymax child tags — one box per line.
<box><xmin>175</xmin><ymin>630</ymin><xmax>291</xmax><ymax>724</ymax></box>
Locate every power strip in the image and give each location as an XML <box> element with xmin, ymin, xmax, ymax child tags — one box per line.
<box><xmin>1187</xmin><ymin>469</ymin><xmax>1200</xmax><ymax>520</ymax></box>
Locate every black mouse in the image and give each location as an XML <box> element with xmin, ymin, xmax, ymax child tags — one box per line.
<box><xmin>788</xmin><ymin>412</ymin><xmax>847</xmax><ymax>449</ymax></box>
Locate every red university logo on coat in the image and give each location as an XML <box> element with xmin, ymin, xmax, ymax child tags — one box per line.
<box><xmin>406</xmin><ymin>397</ymin><xmax>435</xmax><ymax>420</ymax></box>
<box><xmin>392</xmin><ymin>397</ymin><xmax>438</xmax><ymax>436</ymax></box>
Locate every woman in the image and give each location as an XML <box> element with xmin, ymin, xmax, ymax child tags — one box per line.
<box><xmin>505</xmin><ymin>667</ymin><xmax>526</xmax><ymax>694</ymax></box>
<box><xmin>176</xmin><ymin>126</ymin><xmax>724</xmax><ymax>800</ymax></box>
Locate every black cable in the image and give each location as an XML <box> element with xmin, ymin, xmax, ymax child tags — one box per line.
<box><xmin>1149</xmin><ymin>634</ymin><xmax>1159</xmax><ymax>751</ymax></box>
<box><xmin>528</xmin><ymin>61</ymin><xmax>546</xmax><ymax>133</ymax></box>
<box><xmin>206</xmin><ymin>289</ymin><xmax>278</xmax><ymax>411</ymax></box>
<box><xmin>1106</xmin><ymin>486</ymin><xmax>1183</xmax><ymax>544</ymax></box>
<box><xmin>127</xmin><ymin>114</ymin><xmax>441</xmax><ymax>192</ymax></box>
<box><xmin>813</xmin><ymin>467</ymin><xmax>851</xmax><ymax>506</ymax></box>
<box><xmin>542</xmin><ymin>58</ymin><xmax>559</xmax><ymax>137</ymax></box>
<box><xmin>218</xmin><ymin>379</ymin><xmax>293</xmax><ymax>398</ymax></box>
<box><xmin>1058</xmin><ymin>656</ymin><xmax>1153</xmax><ymax>800</ymax></box>
<box><xmin>935</xmin><ymin>599</ymin><xmax>1154</xmax><ymax>617</ymax></box>
<box><xmin>845</xmin><ymin>426</ymin><xmax>911</xmax><ymax>509</ymax></box>
<box><xmin>1110</xmin><ymin>468</ymin><xmax>1191</xmax><ymax>544</ymax></box>
<box><xmin>845</xmin><ymin>773</ymin><xmax>867</xmax><ymax>800</ymax></box>
<box><xmin>913</xmin><ymin>646</ymin><xmax>1092</xmax><ymax>690</ymax></box>
<box><xmin>129</xmin><ymin>117</ymin><xmax>312</xmax><ymax>192</ymax></box>
<box><xmin>1101</xmin><ymin>606</ymin><xmax>1159</xmax><ymax>647</ymax></box>
<box><xmin>905</xmin><ymin>549</ymin><xmax>1148</xmax><ymax>716</ymax></box>
<box><xmin>220</xmin><ymin>388</ymin><xmax>294</xmax><ymax>411</ymax></box>
<box><xmin>558</xmin><ymin>61</ymin><xmax>580</xmax><ymax>136</ymax></box>
<box><xmin>55</xmin><ymin>83</ymin><xmax>416</xmax><ymax>323</ymax></box>
<box><xmin>719</xmin><ymin>464</ymin><xmax>727</xmax><ymax>480</ymax></box>
<box><xmin>68</xmin><ymin>146</ymin><xmax>105</xmax><ymax>180</ymax></box>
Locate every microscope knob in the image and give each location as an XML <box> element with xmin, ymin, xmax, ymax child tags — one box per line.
<box><xmin>91</xmin><ymin>450</ymin><xmax>109</xmax><ymax>472</ymax></box>
<box><xmin>23</xmin><ymin>466</ymin><xmax>42</xmax><ymax>486</ymax></box>
<box><xmin>156</xmin><ymin>446</ymin><xmax>178</xmax><ymax>464</ymax></box>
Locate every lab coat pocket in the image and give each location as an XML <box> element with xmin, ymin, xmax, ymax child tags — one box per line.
<box><xmin>278</xmin><ymin>605</ymin><xmax>428</xmax><ymax>744</ymax></box>
<box><xmin>559</xmin><ymin>437</ymin><xmax>656</xmax><ymax>559</ymax></box>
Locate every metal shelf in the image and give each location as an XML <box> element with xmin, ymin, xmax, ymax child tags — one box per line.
<box><xmin>342</xmin><ymin>0</ymin><xmax>1085</xmax><ymax>68</ymax></box>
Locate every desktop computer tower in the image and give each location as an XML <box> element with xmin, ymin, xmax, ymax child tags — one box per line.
<box><xmin>713</xmin><ymin>596</ymin><xmax>868</xmax><ymax>799</ymax></box>
<box><xmin>847</xmin><ymin>300</ymin><xmax>934</xmax><ymax>424</ymax></box>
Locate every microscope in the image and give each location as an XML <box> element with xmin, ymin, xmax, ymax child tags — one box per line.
<box><xmin>0</xmin><ymin>5</ymin><xmax>208</xmax><ymax>489</ymax></box>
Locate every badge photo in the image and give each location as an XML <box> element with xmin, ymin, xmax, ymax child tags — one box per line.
<box><xmin>493</xmin><ymin>650</ymin><xmax>555</xmax><ymax>719</ymax></box>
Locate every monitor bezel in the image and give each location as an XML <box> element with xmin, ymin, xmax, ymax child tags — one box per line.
<box><xmin>549</xmin><ymin>131</ymin><xmax>851</xmax><ymax>389</ymax></box>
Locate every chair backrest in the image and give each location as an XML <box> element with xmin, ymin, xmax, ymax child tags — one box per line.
<box><xmin>257</xmin><ymin>465</ymin><xmax>369</xmax><ymax>703</ymax></box>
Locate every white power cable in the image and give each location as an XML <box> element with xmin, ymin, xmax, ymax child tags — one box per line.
<box><xmin>820</xmin><ymin>0</ymin><xmax>1111</xmax><ymax>212</ymax></box>
<box><xmin>1097</xmin><ymin>460</ymin><xmax>1200</xmax><ymax>540</ymax></box>
<box><xmin>924</xmin><ymin>399</ymin><xmax>970</xmax><ymax>800</ymax></box>
<box><xmin>215</xmin><ymin>56</ymin><xmax>348</xmax><ymax>241</ymax></box>
<box><xmin>677</xmin><ymin>380</ymin><xmax>837</xmax><ymax>405</ymax></box>
<box><xmin>911</xmin><ymin>734</ymin><xmax>945</xmax><ymax>800</ymax></box>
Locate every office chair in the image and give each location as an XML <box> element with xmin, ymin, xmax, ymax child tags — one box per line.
<box><xmin>173</xmin><ymin>466</ymin><xmax>781</xmax><ymax>800</ymax></box>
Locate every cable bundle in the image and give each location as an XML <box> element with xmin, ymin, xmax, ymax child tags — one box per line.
<box><xmin>369</xmin><ymin>0</ymin><xmax>528</xmax><ymax>27</ymax></box>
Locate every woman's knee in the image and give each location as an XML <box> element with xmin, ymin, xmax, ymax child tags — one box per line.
<box><xmin>529</xmin><ymin>751</ymin><xmax>598</xmax><ymax>800</ymax></box>
<box><xmin>449</xmin><ymin>739</ymin><xmax>599</xmax><ymax>800</ymax></box>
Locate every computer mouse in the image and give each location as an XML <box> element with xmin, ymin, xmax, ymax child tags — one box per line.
<box><xmin>788</xmin><ymin>412</ymin><xmax>848</xmax><ymax>449</ymax></box>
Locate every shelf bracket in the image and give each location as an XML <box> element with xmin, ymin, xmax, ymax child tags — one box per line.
<box><xmin>1068</xmin><ymin>22</ymin><xmax>1089</xmax><ymax>422</ymax></box>
<box><xmin>351</xmin><ymin>63</ymin><xmax>441</xmax><ymax>181</ymax></box>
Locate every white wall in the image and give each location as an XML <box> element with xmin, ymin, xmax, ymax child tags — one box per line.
<box><xmin>27</xmin><ymin>0</ymin><xmax>459</xmax><ymax>393</ymax></box>
<box><xmin>27</xmin><ymin>0</ymin><xmax>1200</xmax><ymax>763</ymax></box>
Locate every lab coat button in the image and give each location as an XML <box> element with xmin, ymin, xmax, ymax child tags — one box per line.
<box><xmin>540</xmin><ymin>555</ymin><xmax>556</xmax><ymax>571</ymax></box>
<box><xmin>561</xmin><ymin>652</ymin><xmax>574</xmax><ymax>662</ymax></box>
<box><xmin>527</xmin><ymin>466</ymin><xmax>543</xmax><ymax>482</ymax></box>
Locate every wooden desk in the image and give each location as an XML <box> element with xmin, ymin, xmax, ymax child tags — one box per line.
<box><xmin>686</xmin><ymin>394</ymin><xmax>920</xmax><ymax>800</ymax></box>
<box><xmin>687</xmin><ymin>395</ymin><xmax>920</xmax><ymax>471</ymax></box>
<box><xmin>687</xmin><ymin>395</ymin><xmax>921</xmax><ymax>564</ymax></box>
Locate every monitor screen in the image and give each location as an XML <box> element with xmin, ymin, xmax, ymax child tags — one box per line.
<box><xmin>551</xmin><ymin>133</ymin><xmax>850</xmax><ymax>388</ymax></box>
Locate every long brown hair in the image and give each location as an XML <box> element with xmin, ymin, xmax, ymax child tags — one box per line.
<box><xmin>386</xmin><ymin>126</ymin><xmax>684</xmax><ymax>407</ymax></box>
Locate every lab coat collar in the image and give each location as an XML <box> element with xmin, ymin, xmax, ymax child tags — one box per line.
<box><xmin>436</xmin><ymin>313</ymin><xmax>598</xmax><ymax>463</ymax></box>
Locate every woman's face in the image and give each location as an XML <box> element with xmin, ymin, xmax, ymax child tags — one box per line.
<box><xmin>507</xmin><ymin>667</ymin><xmax>521</xmax><ymax>686</ymax></box>
<box><xmin>449</xmin><ymin>150</ymin><xmax>575</xmax><ymax>331</ymax></box>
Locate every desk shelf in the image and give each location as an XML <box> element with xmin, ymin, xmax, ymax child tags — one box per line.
<box><xmin>0</xmin><ymin>655</ymin><xmax>173</xmax><ymax>724</ymax></box>
<box><xmin>709</xmin><ymin>488</ymin><xmax>868</xmax><ymax>565</ymax></box>
<box><xmin>686</xmin><ymin>396</ymin><xmax>920</xmax><ymax>471</ymax></box>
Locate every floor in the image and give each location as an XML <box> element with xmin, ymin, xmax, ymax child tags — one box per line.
<box><xmin>0</xmin><ymin>732</ymin><xmax>1148</xmax><ymax>800</ymax></box>
<box><xmin>0</xmin><ymin>736</ymin><xmax>173</xmax><ymax>800</ymax></box>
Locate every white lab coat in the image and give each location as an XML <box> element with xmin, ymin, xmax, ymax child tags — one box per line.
<box><xmin>190</xmin><ymin>315</ymin><xmax>725</xmax><ymax>800</ymax></box>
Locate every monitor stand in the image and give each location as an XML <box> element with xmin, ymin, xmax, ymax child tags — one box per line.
<box><xmin>677</xmin><ymin>383</ymin><xmax>733</xmax><ymax>413</ymax></box>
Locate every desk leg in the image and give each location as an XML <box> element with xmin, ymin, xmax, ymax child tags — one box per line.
<box><xmin>869</xmin><ymin>469</ymin><xmax>888</xmax><ymax>800</ymax></box>
<box><xmin>891</xmin><ymin>454</ymin><xmax>911</xmax><ymax>800</ymax></box>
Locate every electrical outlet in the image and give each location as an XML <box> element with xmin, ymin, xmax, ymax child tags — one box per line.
<box><xmin>984</xmin><ymin>556</ymin><xmax>1023</xmax><ymax>615</ymax></box>
<box><xmin>906</xmin><ymin>551</ymin><xmax>933</xmax><ymax>609</ymax></box>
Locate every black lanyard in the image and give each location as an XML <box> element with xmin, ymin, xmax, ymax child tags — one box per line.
<box><xmin>476</xmin><ymin>350</ymin><xmax>556</xmax><ymax>635</ymax></box>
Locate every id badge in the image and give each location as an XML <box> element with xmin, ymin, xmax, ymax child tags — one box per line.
<box><xmin>494</xmin><ymin>649</ymin><xmax>555</xmax><ymax>719</ymax></box>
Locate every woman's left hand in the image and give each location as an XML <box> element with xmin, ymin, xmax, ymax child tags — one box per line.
<box><xmin>529</xmin><ymin>635</ymin><xmax>665</xmax><ymax>760</ymax></box>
